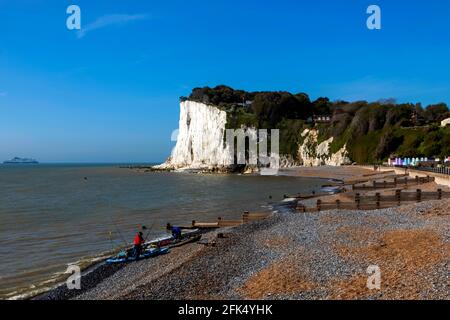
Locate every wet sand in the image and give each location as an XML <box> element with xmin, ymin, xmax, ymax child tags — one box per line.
<box><xmin>278</xmin><ymin>166</ymin><xmax>374</xmax><ymax>180</ymax></box>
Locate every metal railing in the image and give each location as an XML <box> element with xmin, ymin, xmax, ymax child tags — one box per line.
<box><xmin>392</xmin><ymin>165</ymin><xmax>450</xmax><ymax>176</ymax></box>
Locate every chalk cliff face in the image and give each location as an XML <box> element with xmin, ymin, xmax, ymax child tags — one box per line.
<box><xmin>156</xmin><ymin>101</ymin><xmax>350</xmax><ymax>171</ymax></box>
<box><xmin>155</xmin><ymin>100</ymin><xmax>232</xmax><ymax>170</ymax></box>
<box><xmin>298</xmin><ymin>129</ymin><xmax>351</xmax><ymax>166</ymax></box>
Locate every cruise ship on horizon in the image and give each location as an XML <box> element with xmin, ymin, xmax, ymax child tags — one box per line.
<box><xmin>3</xmin><ymin>157</ymin><xmax>39</xmax><ymax>164</ymax></box>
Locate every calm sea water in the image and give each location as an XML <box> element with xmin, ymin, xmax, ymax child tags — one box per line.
<box><xmin>0</xmin><ymin>164</ymin><xmax>325</xmax><ymax>299</ymax></box>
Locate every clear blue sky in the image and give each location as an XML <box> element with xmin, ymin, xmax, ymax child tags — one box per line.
<box><xmin>1</xmin><ymin>0</ymin><xmax>449</xmax><ymax>162</ymax></box>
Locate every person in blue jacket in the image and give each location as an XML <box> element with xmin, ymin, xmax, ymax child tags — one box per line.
<box><xmin>166</xmin><ymin>223</ymin><xmax>182</xmax><ymax>240</ymax></box>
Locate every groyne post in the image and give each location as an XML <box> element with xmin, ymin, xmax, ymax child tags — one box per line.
<box><xmin>376</xmin><ymin>193</ymin><xmax>381</xmax><ymax>209</ymax></box>
<box><xmin>395</xmin><ymin>189</ymin><xmax>402</xmax><ymax>205</ymax></box>
<box><xmin>297</xmin><ymin>203</ymin><xmax>306</xmax><ymax>213</ymax></box>
<box><xmin>355</xmin><ymin>193</ymin><xmax>361</xmax><ymax>209</ymax></box>
<box><xmin>242</xmin><ymin>212</ymin><xmax>249</xmax><ymax>224</ymax></box>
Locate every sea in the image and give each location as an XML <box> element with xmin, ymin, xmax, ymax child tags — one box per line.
<box><xmin>0</xmin><ymin>163</ymin><xmax>326</xmax><ymax>299</ymax></box>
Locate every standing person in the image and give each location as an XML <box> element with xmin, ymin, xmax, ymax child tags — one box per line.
<box><xmin>166</xmin><ymin>223</ymin><xmax>182</xmax><ymax>240</ymax></box>
<box><xmin>133</xmin><ymin>231</ymin><xmax>145</xmax><ymax>259</ymax></box>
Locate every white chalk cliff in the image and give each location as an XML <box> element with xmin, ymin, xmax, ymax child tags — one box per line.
<box><xmin>155</xmin><ymin>100</ymin><xmax>232</xmax><ymax>170</ymax></box>
<box><xmin>156</xmin><ymin>101</ymin><xmax>350</xmax><ymax>171</ymax></box>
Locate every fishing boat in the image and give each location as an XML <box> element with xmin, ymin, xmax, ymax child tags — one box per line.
<box><xmin>105</xmin><ymin>228</ymin><xmax>201</xmax><ymax>265</ymax></box>
<box><xmin>106</xmin><ymin>247</ymin><xmax>169</xmax><ymax>265</ymax></box>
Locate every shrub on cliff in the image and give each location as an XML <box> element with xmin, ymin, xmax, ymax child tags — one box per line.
<box><xmin>424</xmin><ymin>103</ymin><xmax>450</xmax><ymax>123</ymax></box>
<box><xmin>251</xmin><ymin>92</ymin><xmax>311</xmax><ymax>127</ymax></box>
<box><xmin>312</xmin><ymin>97</ymin><xmax>331</xmax><ymax>115</ymax></box>
<box><xmin>189</xmin><ymin>85</ymin><xmax>253</xmax><ymax>106</ymax></box>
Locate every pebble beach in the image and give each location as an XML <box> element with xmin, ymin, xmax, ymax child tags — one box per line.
<box><xmin>37</xmin><ymin>166</ymin><xmax>450</xmax><ymax>300</ymax></box>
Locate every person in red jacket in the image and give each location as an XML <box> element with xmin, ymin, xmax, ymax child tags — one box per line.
<box><xmin>132</xmin><ymin>231</ymin><xmax>145</xmax><ymax>259</ymax></box>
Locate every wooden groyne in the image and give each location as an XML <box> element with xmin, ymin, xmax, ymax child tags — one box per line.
<box><xmin>287</xmin><ymin>174</ymin><xmax>430</xmax><ymax>200</ymax></box>
<box><xmin>183</xmin><ymin>212</ymin><xmax>270</xmax><ymax>229</ymax></box>
<box><xmin>353</xmin><ymin>165</ymin><xmax>450</xmax><ymax>188</ymax></box>
<box><xmin>351</xmin><ymin>175</ymin><xmax>435</xmax><ymax>190</ymax></box>
<box><xmin>295</xmin><ymin>167</ymin><xmax>448</xmax><ymax>213</ymax></box>
<box><xmin>297</xmin><ymin>189</ymin><xmax>449</xmax><ymax>212</ymax></box>
<box><xmin>323</xmin><ymin>173</ymin><xmax>409</xmax><ymax>187</ymax></box>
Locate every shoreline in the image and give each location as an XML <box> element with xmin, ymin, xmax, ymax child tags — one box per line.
<box><xmin>4</xmin><ymin>165</ymin><xmax>323</xmax><ymax>300</ymax></box>
<box><xmin>33</xmin><ymin>201</ymin><xmax>297</xmax><ymax>301</ymax></box>
<box><xmin>33</xmin><ymin>166</ymin><xmax>449</xmax><ymax>300</ymax></box>
<box><xmin>31</xmin><ymin>167</ymin><xmax>340</xmax><ymax>301</ymax></box>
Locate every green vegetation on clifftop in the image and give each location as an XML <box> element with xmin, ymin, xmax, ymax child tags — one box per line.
<box><xmin>182</xmin><ymin>85</ymin><xmax>450</xmax><ymax>163</ymax></box>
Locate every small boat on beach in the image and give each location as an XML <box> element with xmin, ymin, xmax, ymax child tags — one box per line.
<box><xmin>106</xmin><ymin>247</ymin><xmax>170</xmax><ymax>265</ymax></box>
<box><xmin>105</xmin><ymin>229</ymin><xmax>202</xmax><ymax>265</ymax></box>
<box><xmin>320</xmin><ymin>186</ymin><xmax>346</xmax><ymax>194</ymax></box>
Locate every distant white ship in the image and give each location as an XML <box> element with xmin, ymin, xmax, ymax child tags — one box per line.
<box><xmin>3</xmin><ymin>157</ymin><xmax>39</xmax><ymax>164</ymax></box>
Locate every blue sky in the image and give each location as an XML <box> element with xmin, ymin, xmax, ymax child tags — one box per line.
<box><xmin>0</xmin><ymin>0</ymin><xmax>449</xmax><ymax>162</ymax></box>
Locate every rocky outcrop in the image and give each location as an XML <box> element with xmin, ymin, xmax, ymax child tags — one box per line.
<box><xmin>279</xmin><ymin>155</ymin><xmax>302</xmax><ymax>168</ymax></box>
<box><xmin>298</xmin><ymin>129</ymin><xmax>350</xmax><ymax>166</ymax></box>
